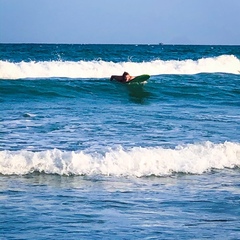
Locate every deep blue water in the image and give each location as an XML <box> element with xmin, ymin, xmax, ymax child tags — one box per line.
<box><xmin>0</xmin><ymin>44</ymin><xmax>240</xmax><ymax>239</ymax></box>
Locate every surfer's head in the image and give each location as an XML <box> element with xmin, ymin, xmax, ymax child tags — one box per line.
<box><xmin>123</xmin><ymin>72</ymin><xmax>130</xmax><ymax>81</ymax></box>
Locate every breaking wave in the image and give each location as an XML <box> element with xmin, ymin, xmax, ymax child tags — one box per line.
<box><xmin>0</xmin><ymin>142</ymin><xmax>239</xmax><ymax>177</ymax></box>
<box><xmin>0</xmin><ymin>55</ymin><xmax>239</xmax><ymax>79</ymax></box>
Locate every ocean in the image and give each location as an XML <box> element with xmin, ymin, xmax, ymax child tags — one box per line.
<box><xmin>0</xmin><ymin>44</ymin><xmax>240</xmax><ymax>239</ymax></box>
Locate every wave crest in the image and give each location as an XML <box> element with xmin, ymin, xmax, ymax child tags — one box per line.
<box><xmin>0</xmin><ymin>142</ymin><xmax>239</xmax><ymax>176</ymax></box>
<box><xmin>0</xmin><ymin>55</ymin><xmax>239</xmax><ymax>79</ymax></box>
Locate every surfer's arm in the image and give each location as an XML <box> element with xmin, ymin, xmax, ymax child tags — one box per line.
<box><xmin>110</xmin><ymin>75</ymin><xmax>123</xmax><ymax>82</ymax></box>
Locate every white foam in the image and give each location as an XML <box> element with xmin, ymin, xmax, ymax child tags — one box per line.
<box><xmin>0</xmin><ymin>55</ymin><xmax>239</xmax><ymax>79</ymax></box>
<box><xmin>0</xmin><ymin>142</ymin><xmax>239</xmax><ymax>176</ymax></box>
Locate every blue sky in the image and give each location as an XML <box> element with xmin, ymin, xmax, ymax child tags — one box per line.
<box><xmin>0</xmin><ymin>0</ymin><xmax>239</xmax><ymax>44</ymax></box>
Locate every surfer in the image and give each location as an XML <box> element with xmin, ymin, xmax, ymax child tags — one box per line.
<box><xmin>110</xmin><ymin>72</ymin><xmax>135</xmax><ymax>83</ymax></box>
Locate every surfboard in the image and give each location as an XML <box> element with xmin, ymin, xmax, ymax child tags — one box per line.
<box><xmin>128</xmin><ymin>74</ymin><xmax>150</xmax><ymax>83</ymax></box>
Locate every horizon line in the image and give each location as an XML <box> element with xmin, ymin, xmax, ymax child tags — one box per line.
<box><xmin>0</xmin><ymin>42</ymin><xmax>239</xmax><ymax>46</ymax></box>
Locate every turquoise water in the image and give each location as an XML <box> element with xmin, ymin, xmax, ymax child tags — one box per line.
<box><xmin>0</xmin><ymin>44</ymin><xmax>240</xmax><ymax>239</ymax></box>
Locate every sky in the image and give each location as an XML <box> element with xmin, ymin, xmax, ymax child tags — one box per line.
<box><xmin>0</xmin><ymin>0</ymin><xmax>240</xmax><ymax>45</ymax></box>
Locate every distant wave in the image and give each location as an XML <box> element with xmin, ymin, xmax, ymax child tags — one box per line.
<box><xmin>0</xmin><ymin>55</ymin><xmax>239</xmax><ymax>79</ymax></box>
<box><xmin>0</xmin><ymin>142</ymin><xmax>239</xmax><ymax>176</ymax></box>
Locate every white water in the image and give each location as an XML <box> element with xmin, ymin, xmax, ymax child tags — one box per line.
<box><xmin>0</xmin><ymin>142</ymin><xmax>239</xmax><ymax>176</ymax></box>
<box><xmin>0</xmin><ymin>55</ymin><xmax>239</xmax><ymax>79</ymax></box>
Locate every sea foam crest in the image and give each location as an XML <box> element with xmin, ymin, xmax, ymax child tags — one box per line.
<box><xmin>0</xmin><ymin>55</ymin><xmax>239</xmax><ymax>79</ymax></box>
<box><xmin>0</xmin><ymin>142</ymin><xmax>239</xmax><ymax>176</ymax></box>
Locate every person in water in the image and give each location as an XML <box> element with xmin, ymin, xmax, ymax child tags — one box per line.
<box><xmin>110</xmin><ymin>72</ymin><xmax>135</xmax><ymax>83</ymax></box>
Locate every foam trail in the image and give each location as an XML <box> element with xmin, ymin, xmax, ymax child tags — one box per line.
<box><xmin>0</xmin><ymin>55</ymin><xmax>239</xmax><ymax>79</ymax></box>
<box><xmin>0</xmin><ymin>142</ymin><xmax>239</xmax><ymax>176</ymax></box>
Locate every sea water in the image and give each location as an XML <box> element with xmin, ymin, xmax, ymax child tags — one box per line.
<box><xmin>0</xmin><ymin>44</ymin><xmax>240</xmax><ymax>239</ymax></box>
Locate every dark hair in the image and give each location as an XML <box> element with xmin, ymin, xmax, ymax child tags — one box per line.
<box><xmin>123</xmin><ymin>72</ymin><xmax>129</xmax><ymax>76</ymax></box>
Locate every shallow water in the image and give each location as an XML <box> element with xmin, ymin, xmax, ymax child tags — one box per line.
<box><xmin>1</xmin><ymin>170</ymin><xmax>240</xmax><ymax>239</ymax></box>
